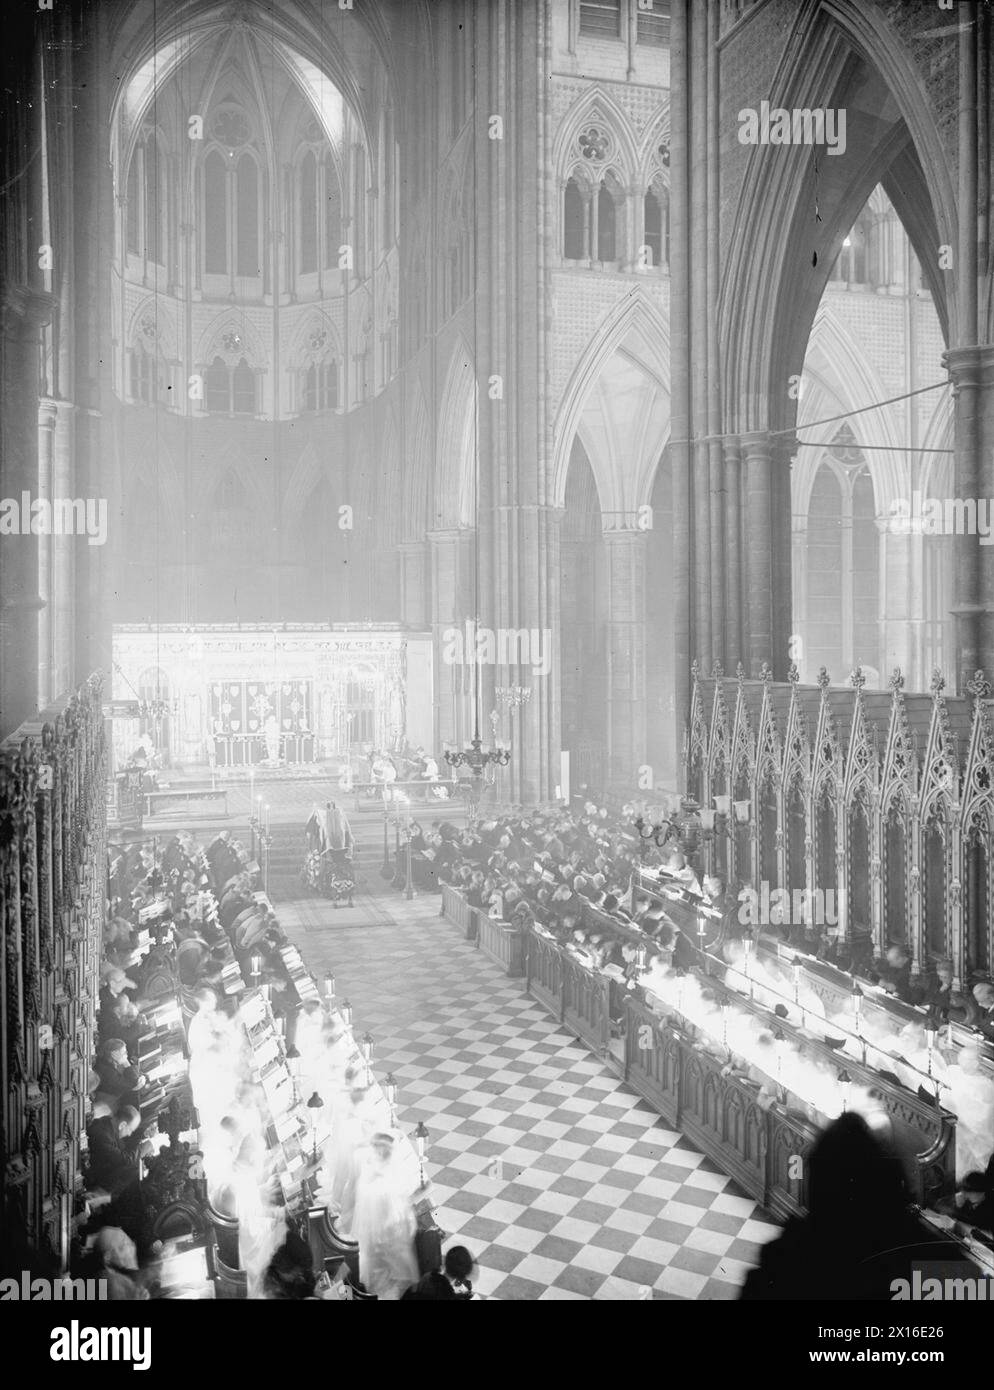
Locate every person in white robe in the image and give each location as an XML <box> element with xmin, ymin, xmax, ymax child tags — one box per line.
<box><xmin>943</xmin><ymin>1046</ymin><xmax>994</xmax><ymax>1179</ymax></box>
<box><xmin>353</xmin><ymin>1132</ymin><xmax>419</xmax><ymax>1300</ymax></box>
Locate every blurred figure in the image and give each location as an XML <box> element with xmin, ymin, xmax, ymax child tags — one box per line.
<box><xmin>89</xmin><ymin>1227</ymin><xmax>149</xmax><ymax>1301</ymax></box>
<box><xmin>352</xmin><ymin>1132</ymin><xmax>419</xmax><ymax>1300</ymax></box>
<box><xmin>971</xmin><ymin>982</ymin><xmax>994</xmax><ymax>1040</ymax></box>
<box><xmin>741</xmin><ymin>1113</ymin><xmax>963</xmax><ymax>1300</ymax></box>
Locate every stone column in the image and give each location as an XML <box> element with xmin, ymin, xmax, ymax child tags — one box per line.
<box><xmin>428</xmin><ymin>527</ymin><xmax>475</xmax><ymax>752</ymax></box>
<box><xmin>742</xmin><ymin>431</ymin><xmax>774</xmax><ymax>677</ymax></box>
<box><xmin>771</xmin><ymin>433</ymin><xmax>796</xmax><ymax>678</ymax></box>
<box><xmin>602</xmin><ymin>527</ymin><xmax>648</xmax><ymax>789</ymax></box>
<box><xmin>944</xmin><ymin>345</ymin><xmax>994</xmax><ymax>689</ymax></box>
<box><xmin>723</xmin><ymin>435</ymin><xmax>743</xmax><ymax>668</ymax></box>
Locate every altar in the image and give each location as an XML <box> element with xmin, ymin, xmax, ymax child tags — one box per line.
<box><xmin>110</xmin><ymin>624</ymin><xmax>433</xmax><ymax>771</ymax></box>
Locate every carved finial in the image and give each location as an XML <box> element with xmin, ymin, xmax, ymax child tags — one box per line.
<box><xmin>889</xmin><ymin>668</ymin><xmax>905</xmax><ymax>694</ymax></box>
<box><xmin>691</xmin><ymin>658</ymin><xmax>701</xmax><ymax>681</ymax></box>
<box><xmin>930</xmin><ymin>668</ymin><xmax>946</xmax><ymax>698</ymax></box>
<box><xmin>817</xmin><ymin>666</ymin><xmax>830</xmax><ymax>692</ymax></box>
<box><xmin>712</xmin><ymin>660</ymin><xmax>724</xmax><ymax>681</ymax></box>
<box><xmin>736</xmin><ymin>660</ymin><xmax>747</xmax><ymax>688</ymax></box>
<box><xmin>850</xmin><ymin>666</ymin><xmax>866</xmax><ymax>693</ymax></box>
<box><xmin>787</xmin><ymin>662</ymin><xmax>800</xmax><ymax>685</ymax></box>
<box><xmin>759</xmin><ymin>661</ymin><xmax>773</xmax><ymax>685</ymax></box>
<box><xmin>967</xmin><ymin>669</ymin><xmax>992</xmax><ymax>702</ymax></box>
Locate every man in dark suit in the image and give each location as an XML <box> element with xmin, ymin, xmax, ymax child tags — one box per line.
<box><xmin>85</xmin><ymin>1104</ymin><xmax>149</xmax><ymax>1245</ymax></box>
<box><xmin>93</xmin><ymin>1037</ymin><xmax>145</xmax><ymax>1109</ymax></box>
<box><xmin>871</xmin><ymin>943</ymin><xmax>921</xmax><ymax>1005</ymax></box>
<box><xmin>86</xmin><ymin>1105</ymin><xmax>143</xmax><ymax>1195</ymax></box>
<box><xmin>971</xmin><ymin>983</ymin><xmax>994</xmax><ymax>1041</ymax></box>
<box><xmin>402</xmin><ymin>1245</ymin><xmax>476</xmax><ymax>1300</ymax></box>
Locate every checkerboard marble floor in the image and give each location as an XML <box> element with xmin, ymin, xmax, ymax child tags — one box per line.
<box><xmin>278</xmin><ymin>884</ymin><xmax>782</xmax><ymax>1300</ymax></box>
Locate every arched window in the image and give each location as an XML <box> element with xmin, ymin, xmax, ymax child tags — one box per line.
<box><xmin>302</xmin><ymin>360</ymin><xmax>339</xmax><ymax>413</ymax></box>
<box><xmin>564</xmin><ymin>178</ymin><xmax>585</xmax><ymax>259</ymax></box>
<box><xmin>324</xmin><ymin>155</ymin><xmax>342</xmax><ymax>268</ymax></box>
<box><xmin>300</xmin><ymin>151</ymin><xmax>318</xmax><ymax>274</ymax></box>
<box><xmin>834</xmin><ymin>226</ymin><xmax>868</xmax><ymax>285</ymax></box>
<box><xmin>236</xmin><ymin>155</ymin><xmax>259</xmax><ymax>277</ymax></box>
<box><xmin>124</xmin><ymin>134</ymin><xmax>167</xmax><ymax>266</ymax></box>
<box><xmin>851</xmin><ymin>471</ymin><xmax>878</xmax><ymax>671</ymax></box>
<box><xmin>129</xmin><ymin>348</ymin><xmax>168</xmax><ymax>406</ymax></box>
<box><xmin>597</xmin><ymin>184</ymin><xmax>617</xmax><ymax>262</ymax></box>
<box><xmin>200</xmin><ymin>112</ymin><xmax>263</xmax><ymax>287</ymax></box>
<box><xmin>643</xmin><ymin>189</ymin><xmax>663</xmax><ymax>268</ymax></box>
<box><xmin>801</xmin><ymin>435</ymin><xmax>880</xmax><ymax>684</ymax></box>
<box><xmin>352</xmin><ymin>146</ymin><xmax>366</xmax><ymax>277</ymax></box>
<box><xmin>144</xmin><ymin>135</ymin><xmax>166</xmax><ymax>266</ymax></box>
<box><xmin>204</xmin><ymin>151</ymin><xmax>228</xmax><ymax>274</ymax></box>
<box><xmin>233</xmin><ymin>358</ymin><xmax>256</xmax><ymax>415</ymax></box>
<box><xmin>203</xmin><ymin>354</ymin><xmax>256</xmax><ymax>416</ymax></box>
<box><xmin>126</xmin><ymin>156</ymin><xmax>140</xmax><ymax>256</ymax></box>
<box><xmin>205</xmin><ymin>357</ymin><xmax>229</xmax><ymax>413</ymax></box>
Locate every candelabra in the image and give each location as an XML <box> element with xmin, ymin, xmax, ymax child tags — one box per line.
<box><xmin>633</xmin><ymin>797</ymin><xmax>707</xmax><ymax>864</ymax></box>
<box><xmin>443</xmin><ymin>730</ymin><xmax>510</xmax><ymax>821</ymax></box>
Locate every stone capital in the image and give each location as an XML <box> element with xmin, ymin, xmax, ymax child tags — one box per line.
<box><xmin>740</xmin><ymin>430</ymin><xmax>773</xmax><ymax>459</ymax></box>
<box><xmin>943</xmin><ymin>344</ymin><xmax>994</xmax><ymax>389</ymax></box>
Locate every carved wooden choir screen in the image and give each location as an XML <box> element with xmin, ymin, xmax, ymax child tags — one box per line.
<box><xmin>686</xmin><ymin>662</ymin><xmax>994</xmax><ymax>986</ymax></box>
<box><xmin>1</xmin><ymin>676</ymin><xmax>106</xmax><ymax>1272</ymax></box>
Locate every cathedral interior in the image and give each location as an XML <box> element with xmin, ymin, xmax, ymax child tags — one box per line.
<box><xmin>1</xmin><ymin>0</ymin><xmax>993</xmax><ymax>1329</ymax></box>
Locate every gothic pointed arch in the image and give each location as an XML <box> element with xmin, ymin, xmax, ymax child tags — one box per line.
<box><xmin>436</xmin><ymin>336</ymin><xmax>477</xmax><ymax>530</ymax></box>
<box><xmin>880</xmin><ymin>669</ymin><xmax>920</xmax><ymax>813</ymax></box>
<box><xmin>553</xmin><ymin>290</ymin><xmax>670</xmax><ymax>515</ymax></box>
<box><xmin>920</xmin><ymin>670</ymin><xmax>962</xmax><ymax>826</ymax></box>
<box><xmin>843</xmin><ymin>667</ymin><xmax>880</xmax><ymax>805</ymax></box>
<box><xmin>552</xmin><ymin>85</ymin><xmax>639</xmax><ymax>188</ymax></box>
<box><xmin>720</xmin><ymin>3</ymin><xmax>954</xmax><ymax>439</ymax></box>
<box><xmin>194</xmin><ymin>312</ymin><xmax>269</xmax><ymax>371</ymax></box>
<box><xmin>794</xmin><ymin>305</ymin><xmax>907</xmax><ymax>516</ymax></box>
